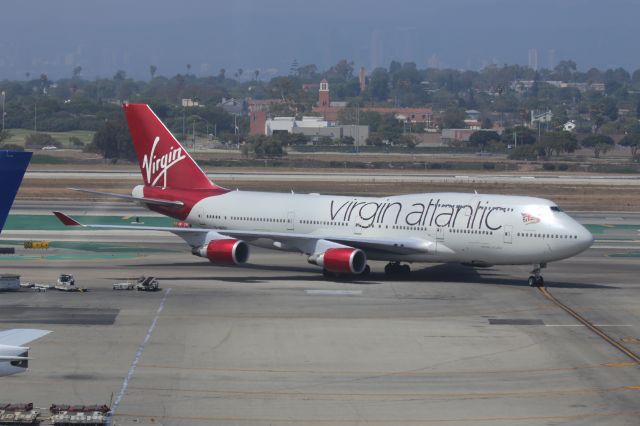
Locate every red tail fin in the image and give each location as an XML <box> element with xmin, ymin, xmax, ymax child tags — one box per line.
<box><xmin>123</xmin><ymin>103</ymin><xmax>219</xmax><ymax>190</ymax></box>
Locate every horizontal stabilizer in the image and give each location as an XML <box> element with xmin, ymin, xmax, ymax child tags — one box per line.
<box><xmin>53</xmin><ymin>211</ymin><xmax>81</xmax><ymax>226</ymax></box>
<box><xmin>68</xmin><ymin>188</ymin><xmax>184</xmax><ymax>208</ymax></box>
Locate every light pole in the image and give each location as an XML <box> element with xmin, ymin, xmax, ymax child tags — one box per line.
<box><xmin>182</xmin><ymin>108</ymin><xmax>186</xmax><ymax>144</ymax></box>
<box><xmin>1</xmin><ymin>91</ymin><xmax>5</xmax><ymax>132</ymax></box>
<box><xmin>234</xmin><ymin>114</ymin><xmax>239</xmax><ymax>148</ymax></box>
<box><xmin>355</xmin><ymin>103</ymin><xmax>360</xmax><ymax>153</ymax></box>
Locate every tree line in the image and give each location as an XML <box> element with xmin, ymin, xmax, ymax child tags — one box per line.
<box><xmin>467</xmin><ymin>123</ymin><xmax>640</xmax><ymax>161</ymax></box>
<box><xmin>1</xmin><ymin>58</ymin><xmax>640</xmax><ymax>160</ymax></box>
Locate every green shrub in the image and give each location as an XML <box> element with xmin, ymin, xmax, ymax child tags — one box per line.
<box><xmin>69</xmin><ymin>136</ymin><xmax>84</xmax><ymax>147</ymax></box>
<box><xmin>25</xmin><ymin>133</ymin><xmax>60</xmax><ymax>148</ymax></box>
<box><xmin>1</xmin><ymin>144</ymin><xmax>24</xmax><ymax>151</ymax></box>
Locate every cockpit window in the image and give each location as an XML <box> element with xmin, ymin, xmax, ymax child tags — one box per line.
<box><xmin>550</xmin><ymin>206</ymin><xmax>562</xmax><ymax>212</ymax></box>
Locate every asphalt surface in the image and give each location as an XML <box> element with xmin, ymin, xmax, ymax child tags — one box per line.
<box><xmin>0</xmin><ymin>223</ymin><xmax>639</xmax><ymax>425</ymax></box>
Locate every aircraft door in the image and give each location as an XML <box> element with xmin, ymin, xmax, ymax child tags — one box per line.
<box><xmin>195</xmin><ymin>206</ymin><xmax>206</xmax><ymax>227</ymax></box>
<box><xmin>287</xmin><ymin>211</ymin><xmax>295</xmax><ymax>231</ymax></box>
<box><xmin>503</xmin><ymin>225</ymin><xmax>513</xmax><ymax>244</ymax></box>
<box><xmin>436</xmin><ymin>226</ymin><xmax>444</xmax><ymax>241</ymax></box>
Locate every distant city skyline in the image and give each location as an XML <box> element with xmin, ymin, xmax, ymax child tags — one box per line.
<box><xmin>1</xmin><ymin>0</ymin><xmax>639</xmax><ymax>80</ymax></box>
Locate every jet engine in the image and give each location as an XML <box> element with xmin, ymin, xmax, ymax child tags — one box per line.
<box><xmin>194</xmin><ymin>239</ymin><xmax>250</xmax><ymax>265</ymax></box>
<box><xmin>313</xmin><ymin>248</ymin><xmax>367</xmax><ymax>274</ymax></box>
<box><xmin>0</xmin><ymin>346</ymin><xmax>29</xmax><ymax>377</ymax></box>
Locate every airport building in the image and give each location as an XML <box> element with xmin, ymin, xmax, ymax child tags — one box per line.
<box><xmin>249</xmin><ymin>78</ymin><xmax>433</xmax><ymax>137</ymax></box>
<box><xmin>265</xmin><ymin>116</ymin><xmax>369</xmax><ymax>145</ymax></box>
<box><xmin>312</xmin><ymin>79</ymin><xmax>434</xmax><ymax>127</ymax></box>
<box><xmin>0</xmin><ymin>274</ymin><xmax>20</xmax><ymax>290</ymax></box>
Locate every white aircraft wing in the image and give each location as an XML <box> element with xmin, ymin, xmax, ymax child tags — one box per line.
<box><xmin>219</xmin><ymin>230</ymin><xmax>433</xmax><ymax>255</ymax></box>
<box><xmin>53</xmin><ymin>212</ymin><xmax>433</xmax><ymax>255</ymax></box>
<box><xmin>0</xmin><ymin>329</ymin><xmax>51</xmax><ymax>347</ymax></box>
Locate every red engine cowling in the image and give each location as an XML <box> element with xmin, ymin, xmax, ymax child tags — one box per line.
<box><xmin>197</xmin><ymin>239</ymin><xmax>250</xmax><ymax>265</ymax></box>
<box><xmin>319</xmin><ymin>248</ymin><xmax>367</xmax><ymax>274</ymax></box>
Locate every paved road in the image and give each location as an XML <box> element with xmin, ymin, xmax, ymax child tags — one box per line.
<box><xmin>25</xmin><ymin>170</ymin><xmax>640</xmax><ymax>186</ymax></box>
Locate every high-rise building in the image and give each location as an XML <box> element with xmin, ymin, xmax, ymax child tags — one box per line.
<box><xmin>358</xmin><ymin>67</ymin><xmax>366</xmax><ymax>93</ymax></box>
<box><xmin>370</xmin><ymin>30</ymin><xmax>382</xmax><ymax>69</ymax></box>
<box><xmin>547</xmin><ymin>49</ymin><xmax>556</xmax><ymax>70</ymax></box>
<box><xmin>528</xmin><ymin>48</ymin><xmax>539</xmax><ymax>70</ymax></box>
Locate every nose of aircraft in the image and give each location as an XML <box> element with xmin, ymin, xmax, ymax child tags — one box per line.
<box><xmin>574</xmin><ymin>222</ymin><xmax>594</xmax><ymax>254</ymax></box>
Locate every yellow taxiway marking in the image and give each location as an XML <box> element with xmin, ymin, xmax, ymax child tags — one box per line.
<box><xmin>606</xmin><ymin>362</ymin><xmax>639</xmax><ymax>367</ymax></box>
<box><xmin>538</xmin><ymin>286</ymin><xmax>640</xmax><ymax>364</ymax></box>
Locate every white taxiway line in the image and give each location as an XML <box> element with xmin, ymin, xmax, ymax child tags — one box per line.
<box><xmin>305</xmin><ymin>289</ymin><xmax>363</xmax><ymax>296</ymax></box>
<box><xmin>107</xmin><ymin>288</ymin><xmax>172</xmax><ymax>425</ymax></box>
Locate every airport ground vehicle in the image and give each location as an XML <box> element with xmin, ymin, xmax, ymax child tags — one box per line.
<box><xmin>135</xmin><ymin>276</ymin><xmax>160</xmax><ymax>291</ymax></box>
<box><xmin>55</xmin><ymin>274</ymin><xmax>76</xmax><ymax>291</ymax></box>
<box><xmin>113</xmin><ymin>281</ymin><xmax>134</xmax><ymax>290</ymax></box>
<box><xmin>54</xmin><ymin>104</ymin><xmax>594</xmax><ymax>285</ymax></box>
<box><xmin>113</xmin><ymin>276</ymin><xmax>160</xmax><ymax>291</ymax></box>
<box><xmin>54</xmin><ymin>274</ymin><xmax>86</xmax><ymax>292</ymax></box>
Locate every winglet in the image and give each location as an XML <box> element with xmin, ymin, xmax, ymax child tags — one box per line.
<box><xmin>53</xmin><ymin>211</ymin><xmax>82</xmax><ymax>226</ymax></box>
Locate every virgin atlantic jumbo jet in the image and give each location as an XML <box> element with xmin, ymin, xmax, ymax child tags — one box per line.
<box><xmin>54</xmin><ymin>104</ymin><xmax>593</xmax><ymax>286</ymax></box>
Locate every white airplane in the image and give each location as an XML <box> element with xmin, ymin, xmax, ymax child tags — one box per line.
<box><xmin>0</xmin><ymin>329</ymin><xmax>51</xmax><ymax>376</ymax></box>
<box><xmin>54</xmin><ymin>104</ymin><xmax>594</xmax><ymax>286</ymax></box>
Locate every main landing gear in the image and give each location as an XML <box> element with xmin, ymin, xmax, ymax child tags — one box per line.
<box><xmin>384</xmin><ymin>262</ymin><xmax>411</xmax><ymax>276</ymax></box>
<box><xmin>528</xmin><ymin>263</ymin><xmax>546</xmax><ymax>287</ymax></box>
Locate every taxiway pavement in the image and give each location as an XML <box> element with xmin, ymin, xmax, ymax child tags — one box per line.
<box><xmin>0</xmin><ymin>227</ymin><xmax>639</xmax><ymax>425</ymax></box>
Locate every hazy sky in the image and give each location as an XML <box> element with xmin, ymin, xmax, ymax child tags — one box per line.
<box><xmin>1</xmin><ymin>0</ymin><xmax>638</xmax><ymax>80</ymax></box>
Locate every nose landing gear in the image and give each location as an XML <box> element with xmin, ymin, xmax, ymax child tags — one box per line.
<box><xmin>528</xmin><ymin>263</ymin><xmax>546</xmax><ymax>287</ymax></box>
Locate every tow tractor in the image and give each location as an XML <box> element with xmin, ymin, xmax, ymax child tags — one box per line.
<box><xmin>55</xmin><ymin>274</ymin><xmax>87</xmax><ymax>292</ymax></box>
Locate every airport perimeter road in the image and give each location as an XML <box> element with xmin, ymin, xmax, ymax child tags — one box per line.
<box><xmin>24</xmin><ymin>170</ymin><xmax>640</xmax><ymax>186</ymax></box>
<box><xmin>0</xmin><ymin>236</ymin><xmax>639</xmax><ymax>425</ymax></box>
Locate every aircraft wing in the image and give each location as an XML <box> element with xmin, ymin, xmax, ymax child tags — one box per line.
<box><xmin>53</xmin><ymin>212</ymin><xmax>432</xmax><ymax>255</ymax></box>
<box><xmin>0</xmin><ymin>329</ymin><xmax>51</xmax><ymax>347</ymax></box>
<box><xmin>219</xmin><ymin>230</ymin><xmax>432</xmax><ymax>255</ymax></box>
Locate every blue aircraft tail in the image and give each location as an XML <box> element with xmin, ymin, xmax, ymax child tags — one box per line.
<box><xmin>0</xmin><ymin>151</ymin><xmax>32</xmax><ymax>235</ymax></box>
